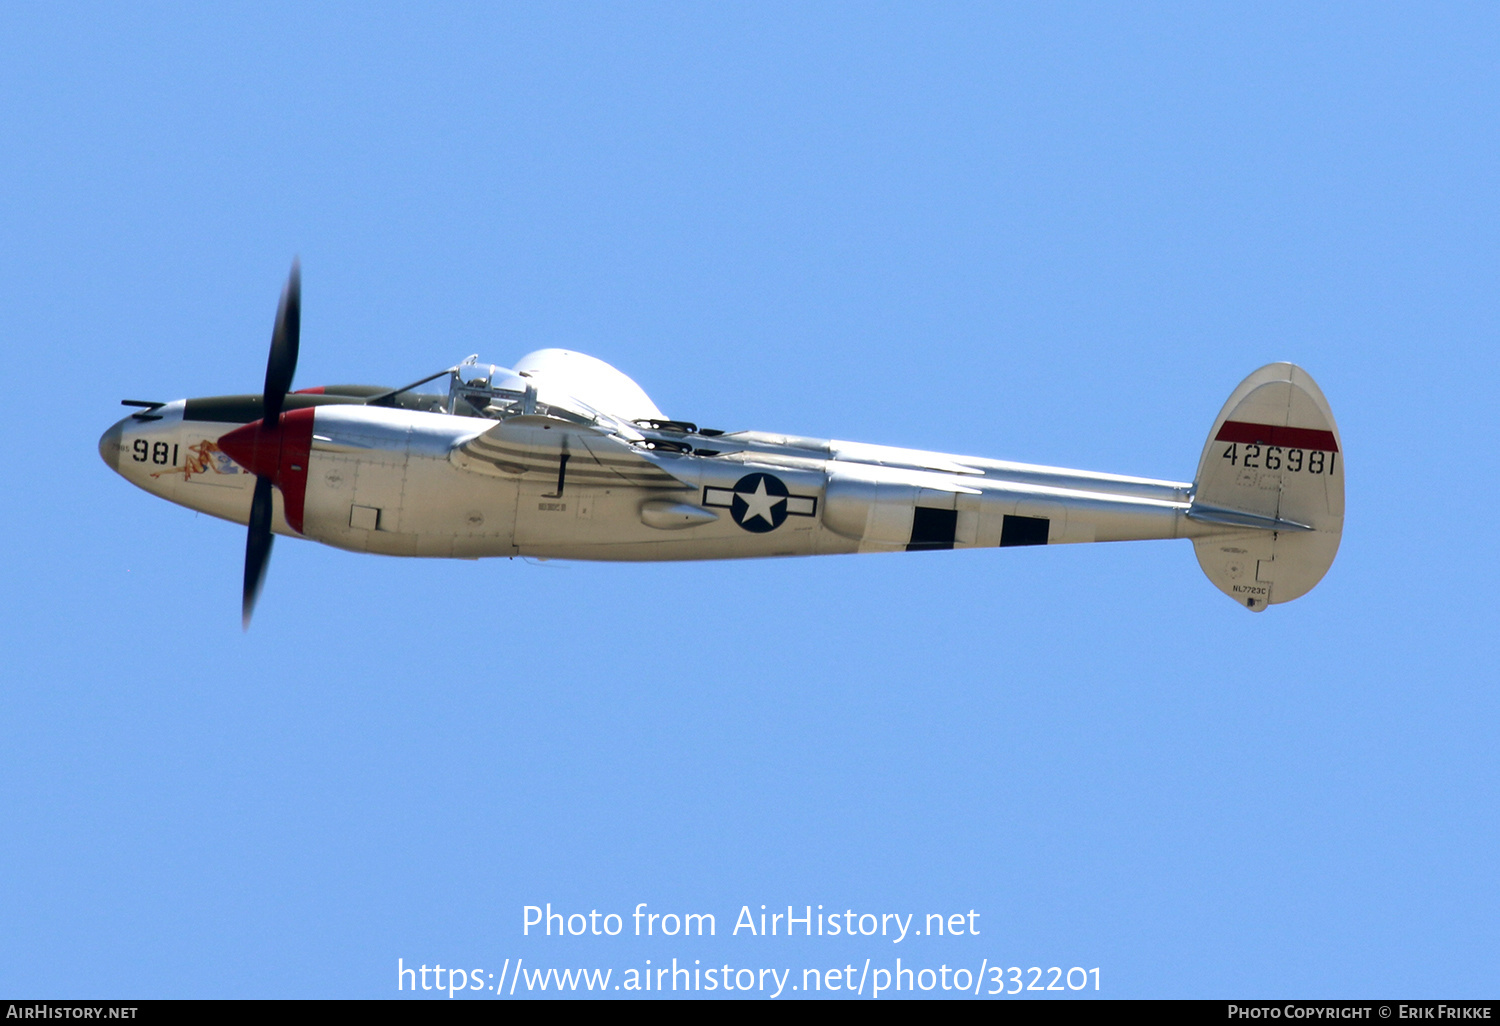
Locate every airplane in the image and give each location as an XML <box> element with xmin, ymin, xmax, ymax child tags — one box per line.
<box><xmin>99</xmin><ymin>264</ymin><xmax>1344</xmax><ymax>626</ymax></box>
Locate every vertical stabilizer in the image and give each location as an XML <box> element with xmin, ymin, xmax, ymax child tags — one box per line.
<box><xmin>1190</xmin><ymin>364</ymin><xmax>1344</xmax><ymax>610</ymax></box>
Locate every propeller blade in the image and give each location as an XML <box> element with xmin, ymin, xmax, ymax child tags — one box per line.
<box><xmin>263</xmin><ymin>260</ymin><xmax>301</xmax><ymax>423</ymax></box>
<box><xmin>243</xmin><ymin>475</ymin><xmax>275</xmax><ymax>629</ymax></box>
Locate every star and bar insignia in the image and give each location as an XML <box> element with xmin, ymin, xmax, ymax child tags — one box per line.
<box><xmin>702</xmin><ymin>473</ymin><xmax>818</xmax><ymax>533</ymax></box>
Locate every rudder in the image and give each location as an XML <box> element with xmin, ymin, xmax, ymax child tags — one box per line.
<box><xmin>1189</xmin><ymin>363</ymin><xmax>1344</xmax><ymax>610</ymax></box>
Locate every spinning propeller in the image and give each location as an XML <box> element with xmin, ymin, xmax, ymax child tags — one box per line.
<box><xmin>215</xmin><ymin>261</ymin><xmax>303</xmax><ymax>629</ymax></box>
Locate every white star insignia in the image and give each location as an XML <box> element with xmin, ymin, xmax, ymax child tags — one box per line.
<box><xmin>737</xmin><ymin>477</ymin><xmax>785</xmax><ymax>527</ymax></box>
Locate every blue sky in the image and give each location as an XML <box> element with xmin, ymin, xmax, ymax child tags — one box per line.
<box><xmin>1</xmin><ymin>2</ymin><xmax>1496</xmax><ymax>999</ymax></box>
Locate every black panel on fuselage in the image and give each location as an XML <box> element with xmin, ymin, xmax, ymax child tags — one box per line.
<box><xmin>180</xmin><ymin>388</ymin><xmax>447</xmax><ymax>424</ymax></box>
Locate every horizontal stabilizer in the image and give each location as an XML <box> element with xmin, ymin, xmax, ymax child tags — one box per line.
<box><xmin>1186</xmin><ymin>503</ymin><xmax>1312</xmax><ymax>532</ymax></box>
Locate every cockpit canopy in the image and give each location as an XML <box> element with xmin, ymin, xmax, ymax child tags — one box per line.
<box><xmin>373</xmin><ymin>359</ymin><xmax>601</xmax><ymax>427</ymax></box>
<box><xmin>387</xmin><ymin>350</ymin><xmax>664</xmax><ymax>427</ymax></box>
<box><xmin>443</xmin><ymin>361</ymin><xmax>598</xmax><ymax>425</ymax></box>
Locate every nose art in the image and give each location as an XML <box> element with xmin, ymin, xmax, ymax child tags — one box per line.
<box><xmin>99</xmin><ymin>420</ymin><xmax>125</xmax><ymax>473</ymax></box>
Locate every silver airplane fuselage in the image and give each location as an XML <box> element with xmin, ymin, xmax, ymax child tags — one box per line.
<box><xmin>100</xmin><ymin>350</ymin><xmax>1344</xmax><ymax>612</ymax></box>
<box><xmin>101</xmin><ymin>397</ymin><xmax>1197</xmax><ymax>561</ymax></box>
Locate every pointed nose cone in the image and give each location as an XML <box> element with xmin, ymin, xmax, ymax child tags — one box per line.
<box><xmin>99</xmin><ymin>419</ymin><xmax>126</xmax><ymax>473</ymax></box>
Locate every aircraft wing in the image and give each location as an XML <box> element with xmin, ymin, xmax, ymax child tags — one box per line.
<box><xmin>451</xmin><ymin>415</ymin><xmax>688</xmax><ymax>489</ymax></box>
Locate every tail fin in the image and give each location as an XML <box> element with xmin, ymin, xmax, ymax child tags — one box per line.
<box><xmin>1188</xmin><ymin>363</ymin><xmax>1344</xmax><ymax>611</ymax></box>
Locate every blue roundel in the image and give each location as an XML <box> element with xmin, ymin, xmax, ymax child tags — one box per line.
<box><xmin>729</xmin><ymin>473</ymin><xmax>790</xmax><ymax>533</ymax></box>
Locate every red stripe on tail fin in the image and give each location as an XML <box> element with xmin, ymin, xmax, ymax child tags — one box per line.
<box><xmin>1214</xmin><ymin>420</ymin><xmax>1339</xmax><ymax>452</ymax></box>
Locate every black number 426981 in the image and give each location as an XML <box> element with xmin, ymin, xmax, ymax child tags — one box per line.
<box><xmin>1221</xmin><ymin>443</ymin><xmax>1334</xmax><ymax>475</ymax></box>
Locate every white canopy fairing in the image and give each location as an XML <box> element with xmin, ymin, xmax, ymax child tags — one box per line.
<box><xmin>511</xmin><ymin>349</ymin><xmax>666</xmax><ymax>423</ymax></box>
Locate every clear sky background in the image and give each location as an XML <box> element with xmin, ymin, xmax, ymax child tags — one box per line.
<box><xmin>1</xmin><ymin>2</ymin><xmax>1496</xmax><ymax>1000</ymax></box>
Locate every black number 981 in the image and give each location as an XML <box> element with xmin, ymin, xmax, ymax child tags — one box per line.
<box><xmin>130</xmin><ymin>439</ymin><xmax>178</xmax><ymax>466</ymax></box>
